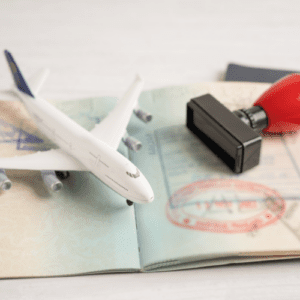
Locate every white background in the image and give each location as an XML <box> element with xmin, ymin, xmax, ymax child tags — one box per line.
<box><xmin>1</xmin><ymin>1</ymin><xmax>300</xmax><ymax>299</ymax></box>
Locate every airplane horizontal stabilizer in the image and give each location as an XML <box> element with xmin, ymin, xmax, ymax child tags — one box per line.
<box><xmin>27</xmin><ymin>68</ymin><xmax>49</xmax><ymax>96</ymax></box>
<box><xmin>0</xmin><ymin>90</ymin><xmax>19</xmax><ymax>101</ymax></box>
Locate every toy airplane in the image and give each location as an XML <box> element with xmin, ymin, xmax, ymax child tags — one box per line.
<box><xmin>0</xmin><ymin>50</ymin><xmax>154</xmax><ymax>205</ymax></box>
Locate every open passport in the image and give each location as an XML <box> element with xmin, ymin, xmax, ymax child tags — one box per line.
<box><xmin>1</xmin><ymin>81</ymin><xmax>300</xmax><ymax>278</ymax></box>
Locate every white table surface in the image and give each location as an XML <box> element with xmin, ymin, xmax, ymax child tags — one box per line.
<box><xmin>1</xmin><ymin>1</ymin><xmax>300</xmax><ymax>299</ymax></box>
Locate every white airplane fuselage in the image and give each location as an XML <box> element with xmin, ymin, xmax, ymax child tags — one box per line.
<box><xmin>13</xmin><ymin>87</ymin><xmax>154</xmax><ymax>204</ymax></box>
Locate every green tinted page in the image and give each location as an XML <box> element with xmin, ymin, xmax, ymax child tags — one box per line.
<box><xmin>132</xmin><ymin>83</ymin><xmax>300</xmax><ymax>271</ymax></box>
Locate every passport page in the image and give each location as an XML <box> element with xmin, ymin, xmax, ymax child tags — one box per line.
<box><xmin>0</xmin><ymin>98</ymin><xmax>141</xmax><ymax>278</ymax></box>
<box><xmin>131</xmin><ymin>82</ymin><xmax>300</xmax><ymax>271</ymax></box>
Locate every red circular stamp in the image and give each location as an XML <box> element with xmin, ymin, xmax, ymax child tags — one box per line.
<box><xmin>166</xmin><ymin>179</ymin><xmax>286</xmax><ymax>233</ymax></box>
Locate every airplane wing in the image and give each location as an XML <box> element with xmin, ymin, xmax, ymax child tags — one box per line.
<box><xmin>90</xmin><ymin>75</ymin><xmax>144</xmax><ymax>149</ymax></box>
<box><xmin>0</xmin><ymin>149</ymin><xmax>87</xmax><ymax>171</ymax></box>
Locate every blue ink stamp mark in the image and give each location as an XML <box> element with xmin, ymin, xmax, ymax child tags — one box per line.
<box><xmin>0</xmin><ymin>119</ymin><xmax>50</xmax><ymax>151</ymax></box>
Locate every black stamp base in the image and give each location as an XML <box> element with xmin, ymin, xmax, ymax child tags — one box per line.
<box><xmin>186</xmin><ymin>94</ymin><xmax>262</xmax><ymax>173</ymax></box>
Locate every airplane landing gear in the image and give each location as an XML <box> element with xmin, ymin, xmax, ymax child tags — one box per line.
<box><xmin>126</xmin><ymin>200</ymin><xmax>133</xmax><ymax>206</ymax></box>
<box><xmin>55</xmin><ymin>171</ymin><xmax>70</xmax><ymax>180</ymax></box>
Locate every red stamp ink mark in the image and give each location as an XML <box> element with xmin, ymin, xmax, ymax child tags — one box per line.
<box><xmin>166</xmin><ymin>179</ymin><xmax>286</xmax><ymax>233</ymax></box>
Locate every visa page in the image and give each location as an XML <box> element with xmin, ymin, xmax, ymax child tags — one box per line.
<box><xmin>131</xmin><ymin>82</ymin><xmax>300</xmax><ymax>271</ymax></box>
<box><xmin>0</xmin><ymin>98</ymin><xmax>140</xmax><ymax>278</ymax></box>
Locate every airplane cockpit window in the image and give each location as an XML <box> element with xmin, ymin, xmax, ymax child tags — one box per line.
<box><xmin>126</xmin><ymin>168</ymin><xmax>140</xmax><ymax>179</ymax></box>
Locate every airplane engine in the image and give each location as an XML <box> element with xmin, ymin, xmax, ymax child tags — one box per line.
<box><xmin>134</xmin><ymin>108</ymin><xmax>152</xmax><ymax>123</ymax></box>
<box><xmin>0</xmin><ymin>169</ymin><xmax>12</xmax><ymax>191</ymax></box>
<box><xmin>122</xmin><ymin>136</ymin><xmax>142</xmax><ymax>152</ymax></box>
<box><xmin>41</xmin><ymin>170</ymin><xmax>63</xmax><ymax>192</ymax></box>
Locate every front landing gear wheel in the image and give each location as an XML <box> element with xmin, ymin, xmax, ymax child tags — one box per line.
<box><xmin>126</xmin><ymin>200</ymin><xmax>134</xmax><ymax>206</ymax></box>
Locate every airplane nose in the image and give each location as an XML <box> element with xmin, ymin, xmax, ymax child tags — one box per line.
<box><xmin>143</xmin><ymin>188</ymin><xmax>154</xmax><ymax>203</ymax></box>
<box><xmin>127</xmin><ymin>167</ymin><xmax>154</xmax><ymax>203</ymax></box>
<box><xmin>139</xmin><ymin>189</ymin><xmax>154</xmax><ymax>203</ymax></box>
<box><xmin>134</xmin><ymin>179</ymin><xmax>154</xmax><ymax>203</ymax></box>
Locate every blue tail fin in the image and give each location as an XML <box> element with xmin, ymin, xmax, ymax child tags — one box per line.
<box><xmin>4</xmin><ymin>50</ymin><xmax>34</xmax><ymax>98</ymax></box>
